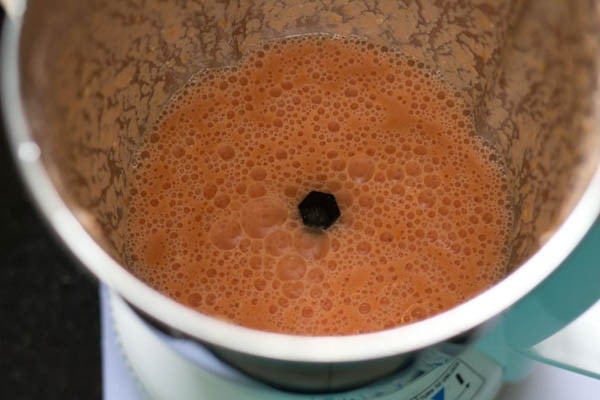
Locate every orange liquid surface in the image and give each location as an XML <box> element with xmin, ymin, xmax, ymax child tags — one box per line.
<box><xmin>125</xmin><ymin>36</ymin><xmax>512</xmax><ymax>335</ymax></box>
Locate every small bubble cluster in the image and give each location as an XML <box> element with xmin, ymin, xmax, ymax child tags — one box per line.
<box><xmin>124</xmin><ymin>35</ymin><xmax>513</xmax><ymax>335</ymax></box>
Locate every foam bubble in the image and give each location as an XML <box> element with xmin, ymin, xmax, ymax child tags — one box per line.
<box><xmin>282</xmin><ymin>281</ymin><xmax>304</xmax><ymax>299</ymax></box>
<box><xmin>264</xmin><ymin>230</ymin><xmax>294</xmax><ymax>256</ymax></box>
<box><xmin>241</xmin><ymin>198</ymin><xmax>287</xmax><ymax>238</ymax></box>
<box><xmin>276</xmin><ymin>255</ymin><xmax>307</xmax><ymax>281</ymax></box>
<box><xmin>294</xmin><ymin>230</ymin><xmax>330</xmax><ymax>260</ymax></box>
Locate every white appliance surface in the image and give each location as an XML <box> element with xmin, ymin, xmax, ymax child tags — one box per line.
<box><xmin>101</xmin><ymin>288</ymin><xmax>600</xmax><ymax>400</ymax></box>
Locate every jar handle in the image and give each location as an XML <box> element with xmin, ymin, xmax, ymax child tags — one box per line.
<box><xmin>525</xmin><ymin>299</ymin><xmax>600</xmax><ymax>377</ymax></box>
<box><xmin>477</xmin><ymin>219</ymin><xmax>600</xmax><ymax>380</ymax></box>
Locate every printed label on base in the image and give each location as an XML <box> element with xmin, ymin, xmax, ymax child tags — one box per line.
<box><xmin>408</xmin><ymin>358</ymin><xmax>484</xmax><ymax>400</ymax></box>
<box><xmin>318</xmin><ymin>345</ymin><xmax>502</xmax><ymax>400</ymax></box>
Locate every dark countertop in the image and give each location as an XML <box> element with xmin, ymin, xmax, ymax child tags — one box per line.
<box><xmin>0</xmin><ymin>122</ymin><xmax>101</xmax><ymax>396</ymax></box>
